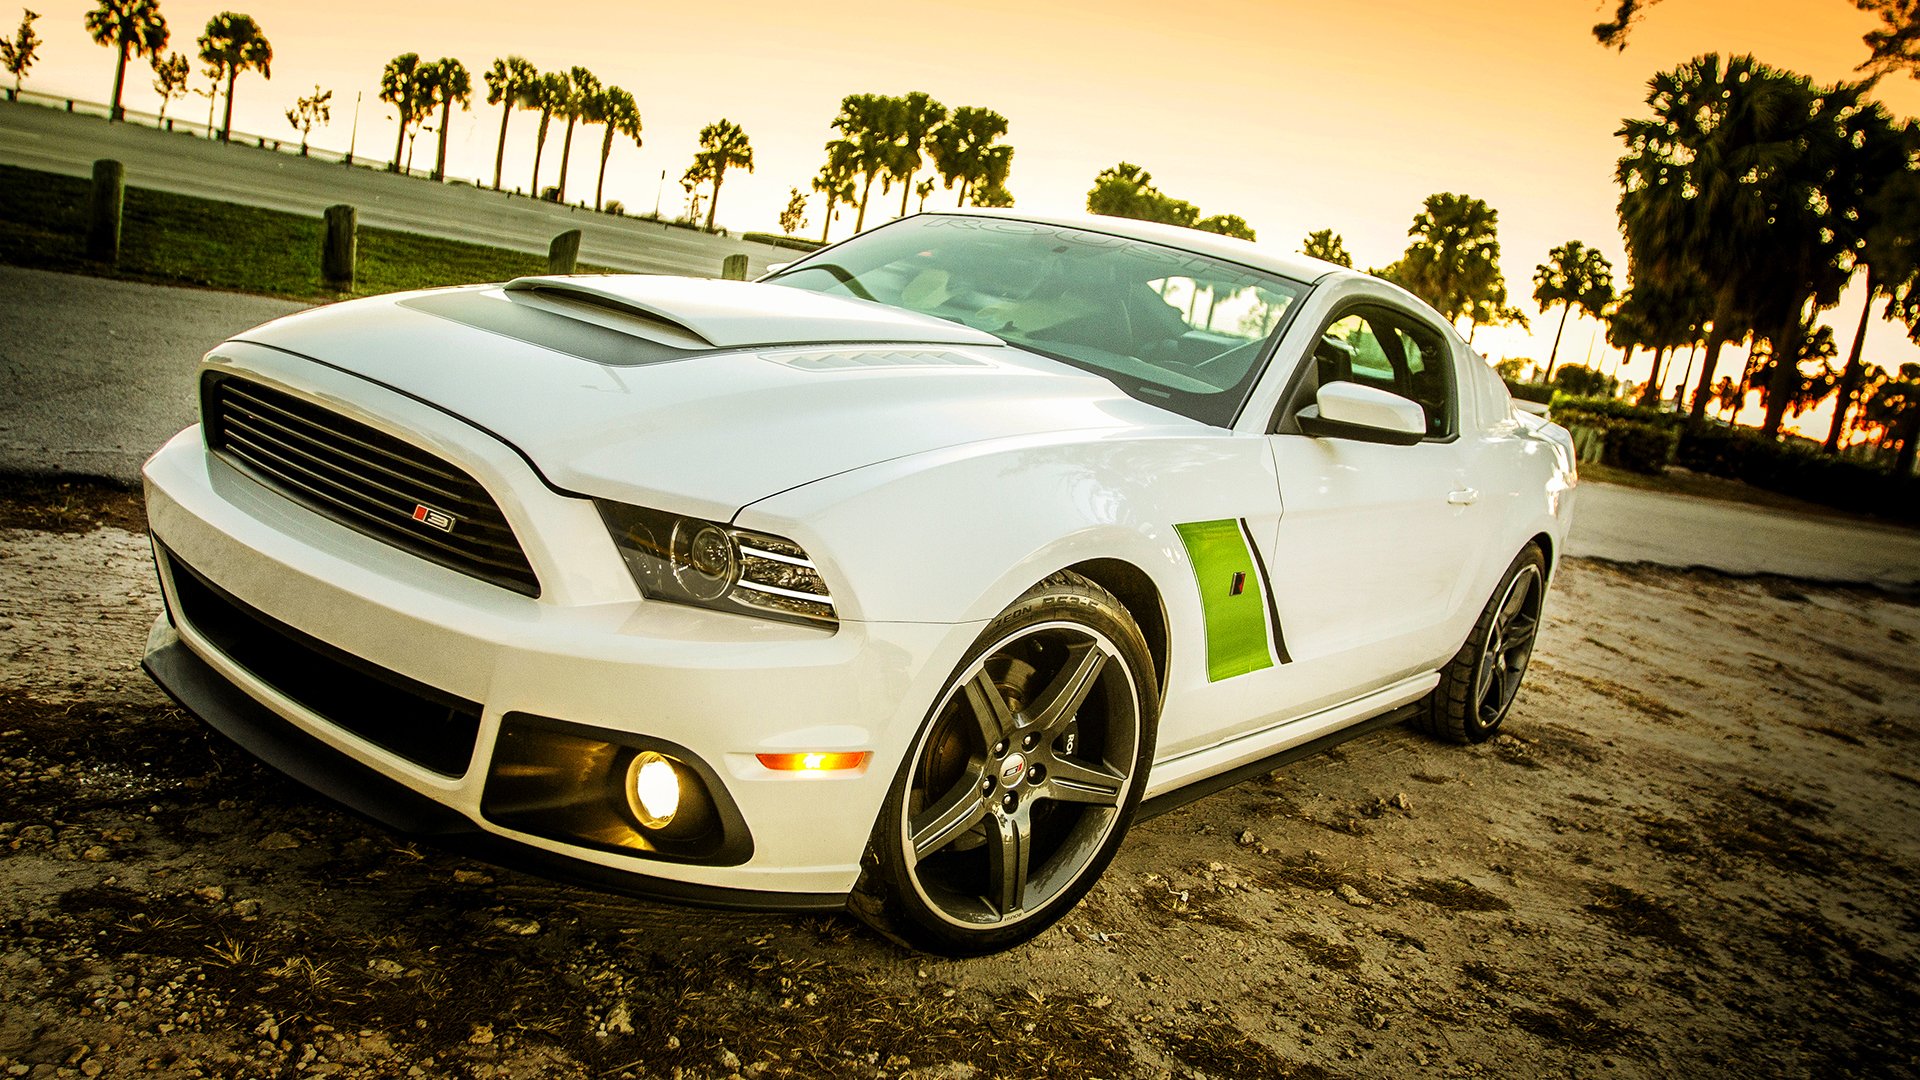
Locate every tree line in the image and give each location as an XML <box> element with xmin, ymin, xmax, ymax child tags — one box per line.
<box><xmin>808</xmin><ymin>92</ymin><xmax>1014</xmax><ymax>243</ymax></box>
<box><xmin>33</xmin><ymin>6</ymin><xmax>1024</xmax><ymax>240</ymax></box>
<box><xmin>28</xmin><ymin>5</ymin><xmax>1920</xmax><ymax>468</ymax></box>
<box><xmin>1074</xmin><ymin>55</ymin><xmax>1920</xmax><ymax>473</ymax></box>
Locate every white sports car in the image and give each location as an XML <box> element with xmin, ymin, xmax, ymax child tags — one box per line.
<box><xmin>141</xmin><ymin>210</ymin><xmax>1576</xmax><ymax>955</ymax></box>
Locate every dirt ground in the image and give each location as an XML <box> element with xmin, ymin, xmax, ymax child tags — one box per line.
<box><xmin>1</xmin><ymin>478</ymin><xmax>1916</xmax><ymax>1079</ymax></box>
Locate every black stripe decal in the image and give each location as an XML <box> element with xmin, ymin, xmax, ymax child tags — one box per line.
<box><xmin>1236</xmin><ymin>517</ymin><xmax>1292</xmax><ymax>665</ymax></box>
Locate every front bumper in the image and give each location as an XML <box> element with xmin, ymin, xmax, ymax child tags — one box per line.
<box><xmin>139</xmin><ymin>359</ymin><xmax>977</xmax><ymax>903</ymax></box>
<box><xmin>142</xmin><ymin>624</ymin><xmax>843</xmax><ymax>911</ymax></box>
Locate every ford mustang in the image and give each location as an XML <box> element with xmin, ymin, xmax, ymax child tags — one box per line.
<box><xmin>140</xmin><ymin>210</ymin><xmax>1576</xmax><ymax>955</ymax></box>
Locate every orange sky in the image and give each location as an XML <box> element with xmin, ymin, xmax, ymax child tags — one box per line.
<box><xmin>17</xmin><ymin>0</ymin><xmax>1920</xmax><ymax>418</ymax></box>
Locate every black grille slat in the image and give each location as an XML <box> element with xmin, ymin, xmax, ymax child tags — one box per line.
<box><xmin>219</xmin><ymin>404</ymin><xmax>492</xmax><ymax>514</ymax></box>
<box><xmin>218</xmin><ymin>441</ymin><xmax>535</xmax><ymax>576</ymax></box>
<box><xmin>219</xmin><ymin>420</ymin><xmax>517</xmax><ymax>543</ymax></box>
<box><xmin>220</xmin><ymin>382</ymin><xmax>471</xmax><ymax>487</ymax></box>
<box><xmin>204</xmin><ymin>375</ymin><xmax>540</xmax><ymax>596</ymax></box>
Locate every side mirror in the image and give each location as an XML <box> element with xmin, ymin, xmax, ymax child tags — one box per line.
<box><xmin>1297</xmin><ymin>381</ymin><xmax>1426</xmax><ymax>446</ymax></box>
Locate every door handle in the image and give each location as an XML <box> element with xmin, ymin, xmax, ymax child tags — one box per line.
<box><xmin>1447</xmin><ymin>487</ymin><xmax>1479</xmax><ymax>506</ymax></box>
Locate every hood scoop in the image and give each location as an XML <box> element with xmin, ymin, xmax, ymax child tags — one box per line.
<box><xmin>501</xmin><ymin>275</ymin><xmax>1001</xmax><ymax>351</ymax></box>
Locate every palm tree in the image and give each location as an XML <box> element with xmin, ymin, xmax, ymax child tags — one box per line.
<box><xmin>682</xmin><ymin>118</ymin><xmax>753</xmax><ymax>232</ymax></box>
<box><xmin>886</xmin><ymin>90</ymin><xmax>945</xmax><ymax>218</ymax></box>
<box><xmin>1532</xmin><ymin>240</ymin><xmax>1615</xmax><ymax>382</ymax></box>
<box><xmin>1752</xmin><ymin>78</ymin><xmax>1887</xmax><ymax>439</ymax></box>
<box><xmin>551</xmin><ymin>66</ymin><xmax>599</xmax><ymax>205</ymax></box>
<box><xmin>1627</xmin><ymin>270</ymin><xmax>1710</xmax><ymax>407</ymax></box>
<box><xmin>831</xmin><ymin>93</ymin><xmax>899</xmax><ymax>232</ymax></box>
<box><xmin>592</xmin><ymin>85</ymin><xmax>640</xmax><ymax>212</ymax></box>
<box><xmin>1752</xmin><ymin>322</ymin><xmax>1840</xmax><ymax>422</ymax></box>
<box><xmin>85</xmin><ymin>0</ymin><xmax>167</xmax><ymax>122</ymax></box>
<box><xmin>482</xmin><ymin>56</ymin><xmax>536</xmax><ymax>192</ymax></box>
<box><xmin>1380</xmin><ymin>193</ymin><xmax>1505</xmax><ymax>326</ymax></box>
<box><xmin>419</xmin><ymin>57</ymin><xmax>469</xmax><ymax>183</ymax></box>
<box><xmin>972</xmin><ymin>146</ymin><xmax>1014</xmax><ymax>208</ymax></box>
<box><xmin>1618</xmin><ymin>55</ymin><xmax>1864</xmax><ymax>432</ymax></box>
<box><xmin>1301</xmin><ymin>229</ymin><xmax>1351</xmax><ymax>267</ymax></box>
<box><xmin>1196</xmin><ymin>214</ymin><xmax>1255</xmax><ymax>240</ymax></box>
<box><xmin>526</xmin><ymin>69</ymin><xmax>569</xmax><ymax>197</ymax></box>
<box><xmin>196</xmin><ymin>12</ymin><xmax>269</xmax><ymax>144</ymax></box>
<box><xmin>1862</xmin><ymin>363</ymin><xmax>1920</xmax><ymax>474</ymax></box>
<box><xmin>379</xmin><ymin>52</ymin><xmax>425</xmax><ymax>173</ymax></box>
<box><xmin>812</xmin><ymin>140</ymin><xmax>857</xmax><ymax>244</ymax></box>
<box><xmin>1826</xmin><ymin>118</ymin><xmax>1916</xmax><ymax>452</ymax></box>
<box><xmin>927</xmin><ymin>106</ymin><xmax>1010</xmax><ymax>207</ymax></box>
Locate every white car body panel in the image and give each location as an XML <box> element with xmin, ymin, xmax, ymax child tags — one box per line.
<box><xmin>139</xmin><ymin>209</ymin><xmax>1576</xmax><ymax>910</ymax></box>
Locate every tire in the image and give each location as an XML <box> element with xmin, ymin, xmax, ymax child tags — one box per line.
<box><xmin>850</xmin><ymin>571</ymin><xmax>1159</xmax><ymax>956</ymax></box>
<box><xmin>1419</xmin><ymin>544</ymin><xmax>1547</xmax><ymax>744</ymax></box>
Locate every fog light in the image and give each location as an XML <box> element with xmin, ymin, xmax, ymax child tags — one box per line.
<box><xmin>756</xmin><ymin>751</ymin><xmax>872</xmax><ymax>772</ymax></box>
<box><xmin>628</xmin><ymin>751</ymin><xmax>681</xmax><ymax>828</ymax></box>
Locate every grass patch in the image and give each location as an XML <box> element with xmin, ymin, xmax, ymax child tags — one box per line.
<box><xmin>0</xmin><ymin>163</ymin><xmax>611</xmax><ymax>301</ymax></box>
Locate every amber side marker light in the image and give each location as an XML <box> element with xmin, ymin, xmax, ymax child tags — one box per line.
<box><xmin>757</xmin><ymin>752</ymin><xmax>872</xmax><ymax>772</ymax></box>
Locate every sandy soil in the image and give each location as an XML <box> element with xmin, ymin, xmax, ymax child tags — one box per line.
<box><xmin>1</xmin><ymin>489</ymin><xmax>1916</xmax><ymax>1079</ymax></box>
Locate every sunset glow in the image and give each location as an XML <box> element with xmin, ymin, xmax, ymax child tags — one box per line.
<box><xmin>13</xmin><ymin>0</ymin><xmax>1920</xmax><ymax>400</ymax></box>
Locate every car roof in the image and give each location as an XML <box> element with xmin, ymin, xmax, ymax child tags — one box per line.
<box><xmin>912</xmin><ymin>208</ymin><xmax>1353</xmax><ymax>285</ymax></box>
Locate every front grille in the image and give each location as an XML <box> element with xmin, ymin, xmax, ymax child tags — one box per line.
<box><xmin>162</xmin><ymin>547</ymin><xmax>483</xmax><ymax>777</ymax></box>
<box><xmin>202</xmin><ymin>374</ymin><xmax>540</xmax><ymax>597</ymax></box>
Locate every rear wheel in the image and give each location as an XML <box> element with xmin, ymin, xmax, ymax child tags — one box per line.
<box><xmin>1420</xmin><ymin>544</ymin><xmax>1546</xmax><ymax>744</ymax></box>
<box><xmin>851</xmin><ymin>572</ymin><xmax>1157</xmax><ymax>956</ymax></box>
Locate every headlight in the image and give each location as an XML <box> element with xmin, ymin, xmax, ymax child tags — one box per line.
<box><xmin>596</xmin><ymin>501</ymin><xmax>837</xmax><ymax>628</ymax></box>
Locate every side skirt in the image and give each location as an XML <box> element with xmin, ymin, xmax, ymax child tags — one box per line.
<box><xmin>1138</xmin><ymin>704</ymin><xmax>1419</xmax><ymax>822</ymax></box>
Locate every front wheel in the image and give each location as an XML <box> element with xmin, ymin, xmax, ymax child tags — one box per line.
<box><xmin>851</xmin><ymin>572</ymin><xmax>1158</xmax><ymax>956</ymax></box>
<box><xmin>1419</xmin><ymin>544</ymin><xmax>1547</xmax><ymax>744</ymax></box>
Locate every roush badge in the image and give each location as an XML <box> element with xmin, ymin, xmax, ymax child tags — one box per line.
<box><xmin>411</xmin><ymin>503</ymin><xmax>457</xmax><ymax>533</ymax></box>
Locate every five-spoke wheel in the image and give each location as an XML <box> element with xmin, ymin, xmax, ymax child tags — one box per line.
<box><xmin>853</xmin><ymin>573</ymin><xmax>1157</xmax><ymax>955</ymax></box>
<box><xmin>1420</xmin><ymin>544</ymin><xmax>1547</xmax><ymax>743</ymax></box>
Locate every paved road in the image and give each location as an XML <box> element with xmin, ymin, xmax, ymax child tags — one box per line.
<box><xmin>0</xmin><ymin>99</ymin><xmax>796</xmax><ymax>278</ymax></box>
<box><xmin>5</xmin><ymin>264</ymin><xmax>1916</xmax><ymax>587</ymax></box>
<box><xmin>1564</xmin><ymin>482</ymin><xmax>1920</xmax><ymax>590</ymax></box>
<box><xmin>0</xmin><ymin>266</ymin><xmax>304</xmax><ymax>480</ymax></box>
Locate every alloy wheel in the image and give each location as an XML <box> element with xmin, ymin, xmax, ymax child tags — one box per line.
<box><xmin>900</xmin><ymin>620</ymin><xmax>1142</xmax><ymax>929</ymax></box>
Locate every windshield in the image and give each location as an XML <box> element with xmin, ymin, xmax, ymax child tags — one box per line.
<box><xmin>763</xmin><ymin>215</ymin><xmax>1308</xmax><ymax>427</ymax></box>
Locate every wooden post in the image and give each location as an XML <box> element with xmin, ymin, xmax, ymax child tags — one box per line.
<box><xmin>322</xmin><ymin>204</ymin><xmax>357</xmax><ymax>292</ymax></box>
<box><xmin>86</xmin><ymin>159</ymin><xmax>124</xmax><ymax>265</ymax></box>
<box><xmin>721</xmin><ymin>253</ymin><xmax>749</xmax><ymax>281</ymax></box>
<box><xmin>549</xmin><ymin>229</ymin><xmax>582</xmax><ymax>274</ymax></box>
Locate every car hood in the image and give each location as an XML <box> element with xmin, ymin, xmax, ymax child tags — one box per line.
<box><xmin>230</xmin><ymin>278</ymin><xmax>1193</xmax><ymax>520</ymax></box>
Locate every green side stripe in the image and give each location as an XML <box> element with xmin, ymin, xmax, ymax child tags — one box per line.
<box><xmin>1175</xmin><ymin>519</ymin><xmax>1274</xmax><ymax>682</ymax></box>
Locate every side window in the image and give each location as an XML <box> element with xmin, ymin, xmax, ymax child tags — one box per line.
<box><xmin>1307</xmin><ymin>308</ymin><xmax>1455</xmax><ymax>439</ymax></box>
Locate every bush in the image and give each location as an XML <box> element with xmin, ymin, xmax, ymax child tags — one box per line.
<box><xmin>1552</xmin><ymin>364</ymin><xmax>1613</xmax><ymax>397</ymax></box>
<box><xmin>742</xmin><ymin>231</ymin><xmax>824</xmax><ymax>253</ymax></box>
<box><xmin>1551</xmin><ymin>395</ymin><xmax>1684</xmax><ymax>430</ymax></box>
<box><xmin>1504</xmin><ymin>379</ymin><xmax>1554</xmax><ymax>404</ymax></box>
<box><xmin>603</xmin><ymin>199</ymin><xmax>624</xmax><ymax>216</ymax></box>
<box><xmin>1676</xmin><ymin>426</ymin><xmax>1920</xmax><ymax>522</ymax></box>
<box><xmin>1553</xmin><ymin>398</ymin><xmax>1680</xmax><ymax>475</ymax></box>
<box><xmin>1604</xmin><ymin>422</ymin><xmax>1680</xmax><ymax>474</ymax></box>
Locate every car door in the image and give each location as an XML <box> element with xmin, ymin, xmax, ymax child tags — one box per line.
<box><xmin>1258</xmin><ymin>302</ymin><xmax>1489</xmax><ymax>706</ymax></box>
